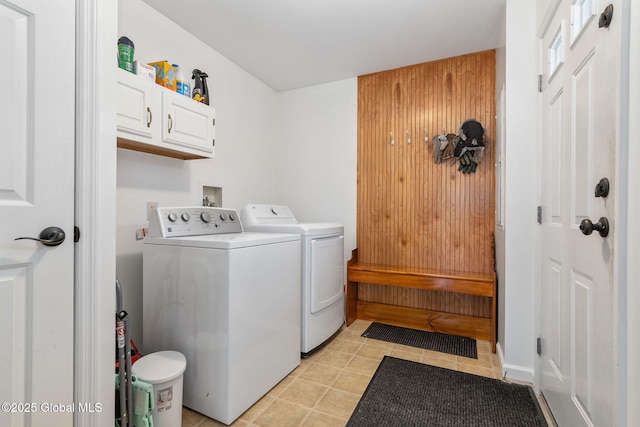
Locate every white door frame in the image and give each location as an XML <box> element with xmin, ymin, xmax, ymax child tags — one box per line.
<box><xmin>534</xmin><ymin>0</ymin><xmax>633</xmax><ymax>425</ymax></box>
<box><xmin>618</xmin><ymin>1</ymin><xmax>639</xmax><ymax>425</ymax></box>
<box><xmin>75</xmin><ymin>0</ymin><xmax>117</xmax><ymax>426</ymax></box>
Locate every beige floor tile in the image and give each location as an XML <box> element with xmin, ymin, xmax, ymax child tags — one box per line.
<box><xmin>252</xmin><ymin>399</ymin><xmax>311</xmax><ymax>427</ymax></box>
<box><xmin>392</xmin><ymin>342</ymin><xmax>424</xmax><ymax>354</ymax></box>
<box><xmin>337</xmin><ymin>328</ymin><xmax>368</xmax><ymax>343</ymax></box>
<box><xmin>268</xmin><ymin>375</ymin><xmax>294</xmax><ymax>396</ymax></box>
<box><xmin>314</xmin><ymin>349</ymin><xmax>354</xmax><ymax>368</ymax></box>
<box><xmin>301</xmin><ymin>410</ymin><xmax>346</xmax><ymax>427</ymax></box>
<box><xmin>299</xmin><ymin>361</ymin><xmax>342</xmax><ymax>386</ymax></box>
<box><xmin>326</xmin><ymin>337</ymin><xmax>362</xmax><ymax>354</ymax></box>
<box><xmin>279</xmin><ymin>378</ymin><xmax>329</xmax><ymax>408</ymax></box>
<box><xmin>331</xmin><ymin>370</ymin><xmax>371</xmax><ymax>395</ymax></box>
<box><xmin>361</xmin><ymin>337</ymin><xmax>394</xmax><ymax>350</ymax></box>
<box><xmin>291</xmin><ymin>356</ymin><xmax>318</xmax><ymax>377</ymax></box>
<box><xmin>457</xmin><ymin>354</ymin><xmax>493</xmax><ymax>369</ymax></box>
<box><xmin>183</xmin><ymin>324</ymin><xmax>555</xmax><ymax>427</ymax></box>
<box><xmin>390</xmin><ymin>348</ymin><xmax>423</xmax><ymax>363</ymax></box>
<box><xmin>314</xmin><ymin>388</ymin><xmax>360</xmax><ymax>420</ymax></box>
<box><xmin>344</xmin><ymin>355</ymin><xmax>382</xmax><ymax>376</ymax></box>
<box><xmin>476</xmin><ymin>340</ymin><xmax>493</xmax><ymax>354</ymax></box>
<box><xmin>238</xmin><ymin>395</ymin><xmax>275</xmax><ymax>423</ymax></box>
<box><xmin>201</xmin><ymin>417</ymin><xmax>247</xmax><ymax>426</ymax></box>
<box><xmin>457</xmin><ymin>362</ymin><xmax>496</xmax><ymax>378</ymax></box>
<box><xmin>182</xmin><ymin>407</ymin><xmax>206</xmax><ymax>427</ymax></box>
<box><xmin>422</xmin><ymin>348</ymin><xmax>457</xmax><ymax>361</ymax></box>
<box><xmin>421</xmin><ymin>353</ymin><xmax>458</xmax><ymax>370</ymax></box>
<box><xmin>345</xmin><ymin>319</ymin><xmax>372</xmax><ymax>334</ymax></box>
<box><xmin>355</xmin><ymin>343</ymin><xmax>389</xmax><ymax>360</ymax></box>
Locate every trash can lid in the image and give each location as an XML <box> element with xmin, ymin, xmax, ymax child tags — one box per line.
<box><xmin>131</xmin><ymin>350</ymin><xmax>186</xmax><ymax>384</ymax></box>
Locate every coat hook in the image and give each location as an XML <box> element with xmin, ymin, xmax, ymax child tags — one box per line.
<box><xmin>390</xmin><ymin>131</ymin><xmax>395</xmax><ymax>145</ymax></box>
<box><xmin>406</xmin><ymin>130</ymin><xmax>411</xmax><ymax>144</ymax></box>
<box><xmin>424</xmin><ymin>128</ymin><xmax>429</xmax><ymax>143</ymax></box>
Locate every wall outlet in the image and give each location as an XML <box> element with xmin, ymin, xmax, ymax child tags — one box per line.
<box><xmin>147</xmin><ymin>202</ymin><xmax>158</xmax><ymax>220</ymax></box>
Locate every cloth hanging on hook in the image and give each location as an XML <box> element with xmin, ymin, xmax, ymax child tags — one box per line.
<box><xmin>454</xmin><ymin>119</ymin><xmax>485</xmax><ymax>174</ymax></box>
<box><xmin>432</xmin><ymin>133</ymin><xmax>457</xmax><ymax>163</ymax></box>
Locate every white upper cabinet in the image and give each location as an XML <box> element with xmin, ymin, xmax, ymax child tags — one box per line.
<box><xmin>116</xmin><ymin>68</ymin><xmax>215</xmax><ymax>160</ymax></box>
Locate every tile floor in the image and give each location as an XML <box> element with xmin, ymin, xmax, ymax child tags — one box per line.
<box><xmin>181</xmin><ymin>320</ymin><xmax>556</xmax><ymax>426</ymax></box>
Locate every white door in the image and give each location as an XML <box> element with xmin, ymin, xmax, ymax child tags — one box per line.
<box><xmin>0</xmin><ymin>1</ymin><xmax>75</xmax><ymax>425</ymax></box>
<box><xmin>539</xmin><ymin>1</ymin><xmax>619</xmax><ymax>426</ymax></box>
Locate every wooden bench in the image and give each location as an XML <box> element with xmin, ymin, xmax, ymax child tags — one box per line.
<box><xmin>346</xmin><ymin>249</ymin><xmax>497</xmax><ymax>352</ymax></box>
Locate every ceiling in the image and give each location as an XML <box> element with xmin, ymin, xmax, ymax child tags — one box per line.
<box><xmin>142</xmin><ymin>0</ymin><xmax>506</xmax><ymax>92</ymax></box>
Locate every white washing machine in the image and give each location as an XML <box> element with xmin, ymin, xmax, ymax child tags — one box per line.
<box><xmin>241</xmin><ymin>204</ymin><xmax>344</xmax><ymax>354</ymax></box>
<box><xmin>143</xmin><ymin>206</ymin><xmax>301</xmax><ymax>425</ymax></box>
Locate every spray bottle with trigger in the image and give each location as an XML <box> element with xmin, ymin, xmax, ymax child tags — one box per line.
<box><xmin>191</xmin><ymin>69</ymin><xmax>209</xmax><ymax>105</ymax></box>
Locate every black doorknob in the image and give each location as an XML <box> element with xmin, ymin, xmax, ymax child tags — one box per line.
<box><xmin>579</xmin><ymin>217</ymin><xmax>609</xmax><ymax>238</ymax></box>
<box><xmin>15</xmin><ymin>226</ymin><xmax>66</xmax><ymax>247</ymax></box>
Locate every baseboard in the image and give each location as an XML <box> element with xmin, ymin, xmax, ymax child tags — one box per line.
<box><xmin>496</xmin><ymin>342</ymin><xmax>535</xmax><ymax>383</ymax></box>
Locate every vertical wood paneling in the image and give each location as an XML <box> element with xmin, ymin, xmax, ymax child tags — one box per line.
<box><xmin>357</xmin><ymin>50</ymin><xmax>496</xmax><ymax>275</ymax></box>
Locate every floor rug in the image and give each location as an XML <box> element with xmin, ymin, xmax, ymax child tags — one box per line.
<box><xmin>361</xmin><ymin>322</ymin><xmax>477</xmax><ymax>359</ymax></box>
<box><xmin>347</xmin><ymin>356</ymin><xmax>548</xmax><ymax>427</ymax></box>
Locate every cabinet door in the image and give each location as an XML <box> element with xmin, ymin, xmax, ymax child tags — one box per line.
<box><xmin>162</xmin><ymin>90</ymin><xmax>215</xmax><ymax>157</ymax></box>
<box><xmin>116</xmin><ymin>68</ymin><xmax>157</xmax><ymax>140</ymax></box>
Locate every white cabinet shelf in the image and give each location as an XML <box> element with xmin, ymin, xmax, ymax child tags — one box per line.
<box><xmin>116</xmin><ymin>68</ymin><xmax>215</xmax><ymax>160</ymax></box>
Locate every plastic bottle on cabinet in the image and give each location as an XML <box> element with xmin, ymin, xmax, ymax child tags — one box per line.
<box><xmin>173</xmin><ymin>64</ymin><xmax>190</xmax><ymax>96</ymax></box>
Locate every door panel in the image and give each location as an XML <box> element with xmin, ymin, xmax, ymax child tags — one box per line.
<box><xmin>0</xmin><ymin>1</ymin><xmax>75</xmax><ymax>425</ymax></box>
<box><xmin>539</xmin><ymin>1</ymin><xmax>618</xmax><ymax>426</ymax></box>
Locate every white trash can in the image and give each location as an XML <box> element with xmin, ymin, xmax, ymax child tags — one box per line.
<box><xmin>132</xmin><ymin>350</ymin><xmax>187</xmax><ymax>427</ymax></box>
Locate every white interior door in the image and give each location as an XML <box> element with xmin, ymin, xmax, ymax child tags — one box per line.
<box><xmin>0</xmin><ymin>1</ymin><xmax>75</xmax><ymax>425</ymax></box>
<box><xmin>539</xmin><ymin>1</ymin><xmax>619</xmax><ymax>426</ymax></box>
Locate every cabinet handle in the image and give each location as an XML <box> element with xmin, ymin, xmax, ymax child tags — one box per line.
<box><xmin>168</xmin><ymin>114</ymin><xmax>173</xmax><ymax>133</ymax></box>
<box><xmin>147</xmin><ymin>107</ymin><xmax>152</xmax><ymax>128</ymax></box>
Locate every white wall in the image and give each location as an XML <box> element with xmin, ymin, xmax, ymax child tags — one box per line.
<box><xmin>499</xmin><ymin>0</ymin><xmax>538</xmax><ymax>382</ymax></box>
<box><xmin>117</xmin><ymin>0</ymin><xmax>281</xmax><ymax>348</ymax></box>
<box><xmin>278</xmin><ymin>79</ymin><xmax>358</xmax><ymax>262</ymax></box>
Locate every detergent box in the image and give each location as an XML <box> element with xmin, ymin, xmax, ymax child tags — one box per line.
<box><xmin>148</xmin><ymin>60</ymin><xmax>176</xmax><ymax>90</ymax></box>
<box><xmin>134</xmin><ymin>61</ymin><xmax>156</xmax><ymax>82</ymax></box>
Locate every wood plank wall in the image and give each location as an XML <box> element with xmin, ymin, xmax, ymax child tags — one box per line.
<box><xmin>357</xmin><ymin>50</ymin><xmax>496</xmax><ymax>315</ymax></box>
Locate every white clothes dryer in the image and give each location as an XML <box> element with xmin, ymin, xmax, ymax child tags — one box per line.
<box><xmin>143</xmin><ymin>206</ymin><xmax>301</xmax><ymax>425</ymax></box>
<box><xmin>241</xmin><ymin>204</ymin><xmax>344</xmax><ymax>354</ymax></box>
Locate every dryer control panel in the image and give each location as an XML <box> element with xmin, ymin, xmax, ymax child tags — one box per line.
<box><xmin>241</xmin><ymin>204</ymin><xmax>297</xmax><ymax>225</ymax></box>
<box><xmin>148</xmin><ymin>206</ymin><xmax>242</xmax><ymax>238</ymax></box>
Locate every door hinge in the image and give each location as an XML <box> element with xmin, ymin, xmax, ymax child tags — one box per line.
<box><xmin>74</xmin><ymin>226</ymin><xmax>80</xmax><ymax>243</ymax></box>
<box><xmin>537</xmin><ymin>337</ymin><xmax>542</xmax><ymax>355</ymax></box>
<box><xmin>538</xmin><ymin>75</ymin><xmax>543</xmax><ymax>93</ymax></box>
<box><xmin>537</xmin><ymin>206</ymin><xmax>543</xmax><ymax>224</ymax></box>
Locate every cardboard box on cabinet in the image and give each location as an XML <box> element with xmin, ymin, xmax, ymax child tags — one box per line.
<box><xmin>148</xmin><ymin>60</ymin><xmax>176</xmax><ymax>90</ymax></box>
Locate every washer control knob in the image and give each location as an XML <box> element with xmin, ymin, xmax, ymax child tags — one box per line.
<box><xmin>181</xmin><ymin>212</ymin><xmax>191</xmax><ymax>222</ymax></box>
<box><xmin>229</xmin><ymin>213</ymin><xmax>237</xmax><ymax>221</ymax></box>
<box><xmin>219</xmin><ymin>213</ymin><xmax>228</xmax><ymax>221</ymax></box>
<box><xmin>167</xmin><ymin>212</ymin><xmax>178</xmax><ymax>222</ymax></box>
<box><xmin>270</xmin><ymin>207</ymin><xmax>278</xmax><ymax>215</ymax></box>
<box><xmin>200</xmin><ymin>212</ymin><xmax>211</xmax><ymax>223</ymax></box>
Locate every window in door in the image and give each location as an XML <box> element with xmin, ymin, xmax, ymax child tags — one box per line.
<box><xmin>571</xmin><ymin>0</ymin><xmax>594</xmax><ymax>45</ymax></box>
<box><xmin>548</xmin><ymin>23</ymin><xmax>565</xmax><ymax>82</ymax></box>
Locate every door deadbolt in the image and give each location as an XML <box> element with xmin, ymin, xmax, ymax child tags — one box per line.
<box><xmin>594</xmin><ymin>178</ymin><xmax>610</xmax><ymax>198</ymax></box>
<box><xmin>599</xmin><ymin>4</ymin><xmax>614</xmax><ymax>28</ymax></box>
